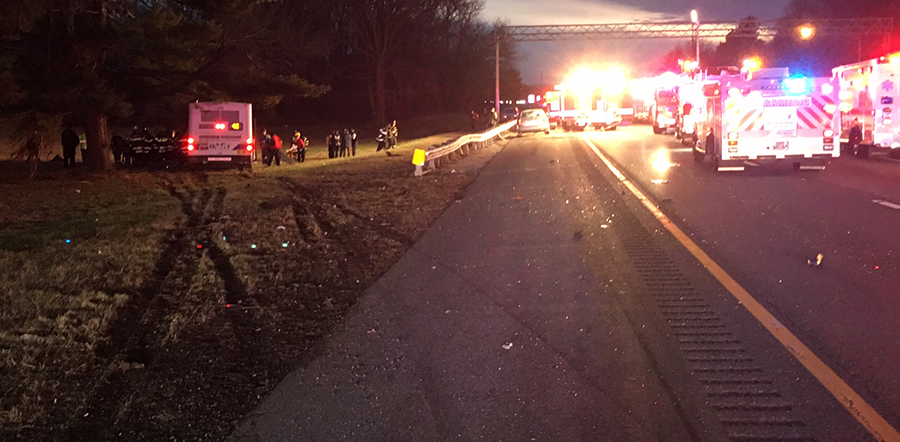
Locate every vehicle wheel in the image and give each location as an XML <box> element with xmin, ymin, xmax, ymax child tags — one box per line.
<box><xmin>793</xmin><ymin>162</ymin><xmax>801</xmax><ymax>171</ymax></box>
<box><xmin>544</xmin><ymin>129</ymin><xmax>550</xmax><ymax>135</ymax></box>
<box><xmin>652</xmin><ymin>126</ymin><xmax>663</xmax><ymax>135</ymax></box>
<box><xmin>517</xmin><ymin>131</ymin><xmax>522</xmax><ymax>137</ymax></box>
<box><xmin>889</xmin><ymin>149</ymin><xmax>900</xmax><ymax>159</ymax></box>
<box><xmin>855</xmin><ymin>144</ymin><xmax>869</xmax><ymax>159</ymax></box>
<box><xmin>706</xmin><ymin>134</ymin><xmax>719</xmax><ymax>169</ymax></box>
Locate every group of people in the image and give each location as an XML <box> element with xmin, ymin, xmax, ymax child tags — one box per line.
<box><xmin>60</xmin><ymin>121</ymin><xmax>403</xmax><ymax>169</ymax></box>
<box><xmin>375</xmin><ymin>120</ymin><xmax>398</xmax><ymax>155</ymax></box>
<box><xmin>327</xmin><ymin>128</ymin><xmax>358</xmax><ymax>158</ymax></box>
<box><xmin>261</xmin><ymin>129</ymin><xmax>312</xmax><ymax>165</ymax></box>
<box><xmin>259</xmin><ymin>129</ymin><xmax>284</xmax><ymax>166</ymax></box>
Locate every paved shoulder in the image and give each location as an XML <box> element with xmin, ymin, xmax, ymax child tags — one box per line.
<box><xmin>230</xmin><ymin>135</ymin><xmax>701</xmax><ymax>441</ymax></box>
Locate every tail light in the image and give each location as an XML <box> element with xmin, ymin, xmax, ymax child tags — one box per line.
<box><xmin>727</xmin><ymin>132</ymin><xmax>738</xmax><ymax>147</ymax></box>
<box><xmin>187</xmin><ymin>136</ymin><xmax>195</xmax><ymax>152</ymax></box>
<box><xmin>824</xmin><ymin>129</ymin><xmax>834</xmax><ymax>145</ymax></box>
<box><xmin>246</xmin><ymin>137</ymin><xmax>254</xmax><ymax>152</ymax></box>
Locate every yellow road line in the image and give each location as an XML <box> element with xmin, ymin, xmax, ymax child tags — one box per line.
<box><xmin>581</xmin><ymin>135</ymin><xmax>900</xmax><ymax>442</ymax></box>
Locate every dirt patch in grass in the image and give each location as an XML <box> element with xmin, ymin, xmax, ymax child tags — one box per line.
<box><xmin>0</xmin><ymin>139</ymin><xmax>485</xmax><ymax>441</ymax></box>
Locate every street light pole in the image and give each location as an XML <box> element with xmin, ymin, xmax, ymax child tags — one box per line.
<box><xmin>691</xmin><ymin>10</ymin><xmax>700</xmax><ymax>71</ymax></box>
<box><xmin>495</xmin><ymin>30</ymin><xmax>501</xmax><ymax>117</ymax></box>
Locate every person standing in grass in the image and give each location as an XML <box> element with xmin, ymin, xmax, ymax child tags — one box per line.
<box><xmin>78</xmin><ymin>132</ymin><xmax>87</xmax><ymax>163</ymax></box>
<box><xmin>292</xmin><ymin>131</ymin><xmax>306</xmax><ymax>162</ymax></box>
<box><xmin>328</xmin><ymin>130</ymin><xmax>340</xmax><ymax>158</ymax></box>
<box><xmin>341</xmin><ymin>128</ymin><xmax>352</xmax><ymax>157</ymax></box>
<box><xmin>376</xmin><ymin>126</ymin><xmax>387</xmax><ymax>152</ymax></box>
<box><xmin>61</xmin><ymin>125</ymin><xmax>79</xmax><ymax>168</ymax></box>
<box><xmin>387</xmin><ymin>120</ymin><xmax>398</xmax><ymax>151</ymax></box>
<box><xmin>260</xmin><ymin>129</ymin><xmax>274</xmax><ymax>165</ymax></box>
<box><xmin>350</xmin><ymin>128</ymin><xmax>357</xmax><ymax>156</ymax></box>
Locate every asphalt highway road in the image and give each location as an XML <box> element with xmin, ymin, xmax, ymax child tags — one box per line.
<box><xmin>231</xmin><ymin>125</ymin><xmax>898</xmax><ymax>441</ymax></box>
<box><xmin>587</xmin><ymin>124</ymin><xmax>900</xmax><ymax>436</ymax></box>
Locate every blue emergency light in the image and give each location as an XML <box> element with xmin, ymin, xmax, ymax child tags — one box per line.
<box><xmin>782</xmin><ymin>77</ymin><xmax>808</xmax><ymax>95</ymax></box>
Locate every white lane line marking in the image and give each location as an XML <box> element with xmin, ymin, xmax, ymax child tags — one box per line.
<box><xmin>872</xmin><ymin>199</ymin><xmax>900</xmax><ymax>210</ymax></box>
<box><xmin>581</xmin><ymin>134</ymin><xmax>900</xmax><ymax>442</ymax></box>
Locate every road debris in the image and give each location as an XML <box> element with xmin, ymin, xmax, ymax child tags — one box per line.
<box><xmin>807</xmin><ymin>253</ymin><xmax>824</xmax><ymax>267</ymax></box>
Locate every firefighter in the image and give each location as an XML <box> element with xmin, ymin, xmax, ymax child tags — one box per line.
<box><xmin>387</xmin><ymin>120</ymin><xmax>398</xmax><ymax>150</ymax></box>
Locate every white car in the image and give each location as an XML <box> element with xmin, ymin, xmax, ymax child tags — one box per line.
<box><xmin>517</xmin><ymin>109</ymin><xmax>551</xmax><ymax>136</ymax></box>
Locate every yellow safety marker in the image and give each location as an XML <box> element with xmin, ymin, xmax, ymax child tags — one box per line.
<box><xmin>581</xmin><ymin>134</ymin><xmax>900</xmax><ymax>442</ymax></box>
<box><xmin>412</xmin><ymin>149</ymin><xmax>426</xmax><ymax>166</ymax></box>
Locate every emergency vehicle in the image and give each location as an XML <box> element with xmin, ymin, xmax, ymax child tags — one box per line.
<box><xmin>185</xmin><ymin>102</ymin><xmax>254</xmax><ymax>166</ymax></box>
<box><xmin>545</xmin><ymin>86</ymin><xmax>621</xmax><ymax>132</ymax></box>
<box><xmin>674</xmin><ymin>79</ymin><xmax>708</xmax><ymax>146</ymax></box>
<box><xmin>832</xmin><ymin>54</ymin><xmax>900</xmax><ymax>159</ymax></box>
<box><xmin>675</xmin><ymin>67</ymin><xmax>741</xmax><ymax>146</ymax></box>
<box><xmin>651</xmin><ymin>87</ymin><xmax>678</xmax><ymax>134</ymax></box>
<box><xmin>693</xmin><ymin>67</ymin><xmax>839</xmax><ymax>171</ymax></box>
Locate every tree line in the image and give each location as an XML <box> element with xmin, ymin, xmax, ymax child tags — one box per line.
<box><xmin>0</xmin><ymin>0</ymin><xmax>524</xmax><ymax>170</ymax></box>
<box><xmin>657</xmin><ymin>0</ymin><xmax>899</xmax><ymax>77</ymax></box>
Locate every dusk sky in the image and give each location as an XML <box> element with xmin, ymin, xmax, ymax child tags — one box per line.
<box><xmin>481</xmin><ymin>0</ymin><xmax>793</xmax><ymax>85</ymax></box>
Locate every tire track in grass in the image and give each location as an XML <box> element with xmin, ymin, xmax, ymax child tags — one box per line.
<box><xmin>65</xmin><ymin>182</ymin><xmax>258</xmax><ymax>440</ymax></box>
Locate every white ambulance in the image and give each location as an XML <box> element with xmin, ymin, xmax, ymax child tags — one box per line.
<box><xmin>694</xmin><ymin>68</ymin><xmax>839</xmax><ymax>171</ymax></box>
<box><xmin>185</xmin><ymin>102</ymin><xmax>254</xmax><ymax>166</ymax></box>
<box><xmin>832</xmin><ymin>54</ymin><xmax>900</xmax><ymax>159</ymax></box>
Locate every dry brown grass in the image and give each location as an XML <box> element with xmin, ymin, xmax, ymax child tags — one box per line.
<box><xmin>0</xmin><ymin>122</ymin><xmax>482</xmax><ymax>441</ymax></box>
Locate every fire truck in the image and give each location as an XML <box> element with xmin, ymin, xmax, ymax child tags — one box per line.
<box><xmin>832</xmin><ymin>54</ymin><xmax>900</xmax><ymax>159</ymax></box>
<box><xmin>693</xmin><ymin>67</ymin><xmax>839</xmax><ymax>171</ymax></box>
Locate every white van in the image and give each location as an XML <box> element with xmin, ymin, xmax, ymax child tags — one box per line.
<box><xmin>185</xmin><ymin>102</ymin><xmax>254</xmax><ymax>166</ymax></box>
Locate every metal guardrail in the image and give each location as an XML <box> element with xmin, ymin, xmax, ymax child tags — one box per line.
<box><xmin>413</xmin><ymin>120</ymin><xmax>516</xmax><ymax>176</ymax></box>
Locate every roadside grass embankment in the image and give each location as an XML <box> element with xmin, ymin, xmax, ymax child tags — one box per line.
<box><xmin>0</xmin><ymin>112</ymin><xmax>483</xmax><ymax>440</ymax></box>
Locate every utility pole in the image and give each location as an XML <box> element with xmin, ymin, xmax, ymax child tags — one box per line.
<box><xmin>495</xmin><ymin>30</ymin><xmax>501</xmax><ymax>116</ymax></box>
<box><xmin>691</xmin><ymin>10</ymin><xmax>700</xmax><ymax>70</ymax></box>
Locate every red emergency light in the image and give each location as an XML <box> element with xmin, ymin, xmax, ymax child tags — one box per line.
<box><xmin>187</xmin><ymin>136</ymin><xmax>195</xmax><ymax>151</ymax></box>
<box><xmin>246</xmin><ymin>137</ymin><xmax>254</xmax><ymax>152</ymax></box>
